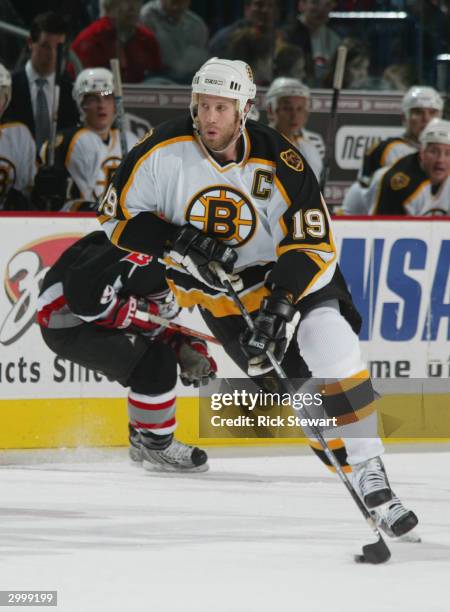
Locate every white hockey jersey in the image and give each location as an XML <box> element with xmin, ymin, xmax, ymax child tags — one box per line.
<box><xmin>341</xmin><ymin>136</ymin><xmax>418</xmax><ymax>215</ymax></box>
<box><xmin>42</xmin><ymin>126</ymin><xmax>138</xmax><ymax>208</ymax></box>
<box><xmin>0</xmin><ymin>121</ymin><xmax>36</xmax><ymax>209</ymax></box>
<box><xmin>367</xmin><ymin>151</ymin><xmax>450</xmax><ymax>216</ymax></box>
<box><xmin>290</xmin><ymin>132</ymin><xmax>323</xmax><ymax>182</ymax></box>
<box><xmin>98</xmin><ymin>116</ymin><xmax>340</xmax><ymax>318</ymax></box>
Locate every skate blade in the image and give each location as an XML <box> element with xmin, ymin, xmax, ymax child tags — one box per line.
<box><xmin>142</xmin><ymin>459</ymin><xmax>209</xmax><ymax>473</ymax></box>
<box><xmin>396</xmin><ymin>531</ymin><xmax>421</xmax><ymax>543</ymax></box>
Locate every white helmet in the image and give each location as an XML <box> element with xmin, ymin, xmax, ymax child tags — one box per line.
<box><xmin>401</xmin><ymin>86</ymin><xmax>443</xmax><ymax>117</ymax></box>
<box><xmin>191</xmin><ymin>57</ymin><xmax>256</xmax><ymax>117</ymax></box>
<box><xmin>0</xmin><ymin>63</ymin><xmax>12</xmax><ymax>111</ymax></box>
<box><xmin>265</xmin><ymin>77</ymin><xmax>310</xmax><ymax>113</ymax></box>
<box><xmin>419</xmin><ymin>118</ymin><xmax>450</xmax><ymax>147</ymax></box>
<box><xmin>73</xmin><ymin>68</ymin><xmax>114</xmax><ymax>111</ymax></box>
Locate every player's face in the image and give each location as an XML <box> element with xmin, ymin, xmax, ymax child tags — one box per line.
<box><xmin>196</xmin><ymin>94</ymin><xmax>241</xmax><ymax>152</ymax></box>
<box><xmin>274</xmin><ymin>96</ymin><xmax>309</xmax><ymax>137</ymax></box>
<box><xmin>407</xmin><ymin>107</ymin><xmax>441</xmax><ymax>139</ymax></box>
<box><xmin>108</xmin><ymin>0</ymin><xmax>141</xmax><ymax>29</ymax></box>
<box><xmin>300</xmin><ymin>0</ymin><xmax>335</xmax><ymax>29</ymax></box>
<box><xmin>83</xmin><ymin>93</ymin><xmax>115</xmax><ymax>134</ymax></box>
<box><xmin>245</xmin><ymin>0</ymin><xmax>277</xmax><ymax>32</ymax></box>
<box><xmin>30</xmin><ymin>32</ymin><xmax>66</xmax><ymax>77</ymax></box>
<box><xmin>420</xmin><ymin>142</ymin><xmax>450</xmax><ymax>185</ymax></box>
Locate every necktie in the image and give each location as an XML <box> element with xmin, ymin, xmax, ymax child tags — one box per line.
<box><xmin>35</xmin><ymin>78</ymin><xmax>51</xmax><ymax>151</ymax></box>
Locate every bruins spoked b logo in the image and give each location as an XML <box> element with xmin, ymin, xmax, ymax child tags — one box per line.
<box><xmin>186</xmin><ymin>185</ymin><xmax>257</xmax><ymax>247</ymax></box>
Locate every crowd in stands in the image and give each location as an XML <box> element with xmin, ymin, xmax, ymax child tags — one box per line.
<box><xmin>0</xmin><ymin>0</ymin><xmax>448</xmax><ymax>87</ymax></box>
<box><xmin>0</xmin><ymin>2</ymin><xmax>448</xmax><ymax>215</ymax></box>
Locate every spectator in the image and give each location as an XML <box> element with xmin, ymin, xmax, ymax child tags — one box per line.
<box><xmin>71</xmin><ymin>0</ymin><xmax>162</xmax><ymax>83</ymax></box>
<box><xmin>140</xmin><ymin>0</ymin><xmax>209</xmax><ymax>84</ymax></box>
<box><xmin>0</xmin><ymin>63</ymin><xmax>36</xmax><ymax>211</ymax></box>
<box><xmin>367</xmin><ymin>118</ymin><xmax>450</xmax><ymax>216</ymax></box>
<box><xmin>32</xmin><ymin>68</ymin><xmax>138</xmax><ymax>212</ymax></box>
<box><xmin>382</xmin><ymin>63</ymin><xmax>416</xmax><ymax>91</ymax></box>
<box><xmin>229</xmin><ymin>27</ymin><xmax>273</xmax><ymax>85</ymax></box>
<box><xmin>3</xmin><ymin>11</ymin><xmax>79</xmax><ymax>151</ymax></box>
<box><xmin>273</xmin><ymin>43</ymin><xmax>307</xmax><ymax>82</ymax></box>
<box><xmin>208</xmin><ymin>0</ymin><xmax>277</xmax><ymax>60</ymax></box>
<box><xmin>289</xmin><ymin>0</ymin><xmax>341</xmax><ymax>85</ymax></box>
<box><xmin>265</xmin><ymin>76</ymin><xmax>323</xmax><ymax>181</ymax></box>
<box><xmin>322</xmin><ymin>38</ymin><xmax>370</xmax><ymax>90</ymax></box>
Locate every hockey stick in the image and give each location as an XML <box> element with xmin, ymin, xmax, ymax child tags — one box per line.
<box><xmin>47</xmin><ymin>42</ymin><xmax>64</xmax><ymax>167</ymax></box>
<box><xmin>319</xmin><ymin>45</ymin><xmax>347</xmax><ymax>195</ymax></box>
<box><xmin>110</xmin><ymin>58</ymin><xmax>128</xmax><ymax>157</ymax></box>
<box><xmin>134</xmin><ymin>309</ymin><xmax>221</xmax><ymax>345</ymax></box>
<box><xmin>211</xmin><ymin>262</ymin><xmax>391</xmax><ymax>564</ymax></box>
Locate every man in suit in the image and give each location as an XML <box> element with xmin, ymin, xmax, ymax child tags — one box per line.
<box><xmin>4</xmin><ymin>11</ymin><xmax>79</xmax><ymax>151</ymax></box>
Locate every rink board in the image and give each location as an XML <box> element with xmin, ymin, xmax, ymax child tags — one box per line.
<box><xmin>0</xmin><ymin>392</ymin><xmax>449</xmax><ymax>450</ymax></box>
<box><xmin>0</xmin><ymin>214</ymin><xmax>449</xmax><ymax>448</ymax></box>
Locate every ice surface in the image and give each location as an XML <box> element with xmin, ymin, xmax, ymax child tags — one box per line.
<box><xmin>0</xmin><ymin>446</ymin><xmax>449</xmax><ymax>612</ymax></box>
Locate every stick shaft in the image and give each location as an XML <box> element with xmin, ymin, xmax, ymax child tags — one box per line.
<box><xmin>47</xmin><ymin>43</ymin><xmax>64</xmax><ymax>167</ymax></box>
<box><xmin>320</xmin><ymin>45</ymin><xmax>348</xmax><ymax>193</ymax></box>
<box><xmin>134</xmin><ymin>309</ymin><xmax>221</xmax><ymax>345</ymax></box>
<box><xmin>110</xmin><ymin>58</ymin><xmax>128</xmax><ymax>156</ymax></box>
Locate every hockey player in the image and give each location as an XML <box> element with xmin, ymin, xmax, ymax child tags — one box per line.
<box><xmin>37</xmin><ymin>231</ymin><xmax>216</xmax><ymax>472</ymax></box>
<box><xmin>342</xmin><ymin>85</ymin><xmax>444</xmax><ymax>214</ymax></box>
<box><xmin>97</xmin><ymin>57</ymin><xmax>418</xmax><ymax>537</ymax></box>
<box><xmin>367</xmin><ymin>118</ymin><xmax>450</xmax><ymax>216</ymax></box>
<box><xmin>33</xmin><ymin>68</ymin><xmax>138</xmax><ymax>211</ymax></box>
<box><xmin>265</xmin><ymin>76</ymin><xmax>323</xmax><ymax>182</ymax></box>
<box><xmin>0</xmin><ymin>63</ymin><xmax>36</xmax><ymax>211</ymax></box>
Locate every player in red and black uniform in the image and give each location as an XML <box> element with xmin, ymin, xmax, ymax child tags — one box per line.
<box><xmin>37</xmin><ymin>231</ymin><xmax>216</xmax><ymax>472</ymax></box>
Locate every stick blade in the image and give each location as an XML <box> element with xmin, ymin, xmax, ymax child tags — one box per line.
<box><xmin>358</xmin><ymin>536</ymin><xmax>391</xmax><ymax>564</ymax></box>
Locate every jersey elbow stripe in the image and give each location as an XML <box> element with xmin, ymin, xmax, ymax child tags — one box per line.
<box><xmin>111</xmin><ymin>219</ymin><xmax>129</xmax><ymax>247</ymax></box>
<box><xmin>276</xmin><ymin>242</ymin><xmax>336</xmax><ymax>257</ymax></box>
<box><xmin>295</xmin><ymin>253</ymin><xmax>336</xmax><ymax>301</ymax></box>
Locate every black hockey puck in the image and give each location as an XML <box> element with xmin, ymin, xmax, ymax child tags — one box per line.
<box><xmin>354</xmin><ymin>554</ymin><xmax>366</xmax><ymax>563</ymax></box>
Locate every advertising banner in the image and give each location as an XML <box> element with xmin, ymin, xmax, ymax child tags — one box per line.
<box><xmin>1</xmin><ymin>214</ymin><xmax>449</xmax><ymax>399</ymax></box>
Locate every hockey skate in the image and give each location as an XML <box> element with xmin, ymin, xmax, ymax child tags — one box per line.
<box><xmin>352</xmin><ymin>456</ymin><xmax>393</xmax><ymax>508</ymax></box>
<box><xmin>371</xmin><ymin>494</ymin><xmax>419</xmax><ymax>539</ymax></box>
<box><xmin>140</xmin><ymin>432</ymin><xmax>209</xmax><ymax>473</ymax></box>
<box><xmin>128</xmin><ymin>424</ymin><xmax>143</xmax><ymax>463</ymax></box>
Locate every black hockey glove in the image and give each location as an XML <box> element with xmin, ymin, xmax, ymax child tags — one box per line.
<box><xmin>240</xmin><ymin>289</ymin><xmax>300</xmax><ymax>376</ymax></box>
<box><xmin>32</xmin><ymin>166</ymin><xmax>68</xmax><ymax>211</ymax></box>
<box><xmin>167</xmin><ymin>225</ymin><xmax>242</xmax><ymax>292</ymax></box>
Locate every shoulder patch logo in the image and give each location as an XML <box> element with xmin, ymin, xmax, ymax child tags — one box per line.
<box><xmin>135</xmin><ymin>128</ymin><xmax>154</xmax><ymax>148</ymax></box>
<box><xmin>55</xmin><ymin>134</ymin><xmax>64</xmax><ymax>148</ymax></box>
<box><xmin>390</xmin><ymin>172</ymin><xmax>410</xmax><ymax>191</ymax></box>
<box><xmin>280</xmin><ymin>148</ymin><xmax>304</xmax><ymax>172</ymax></box>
